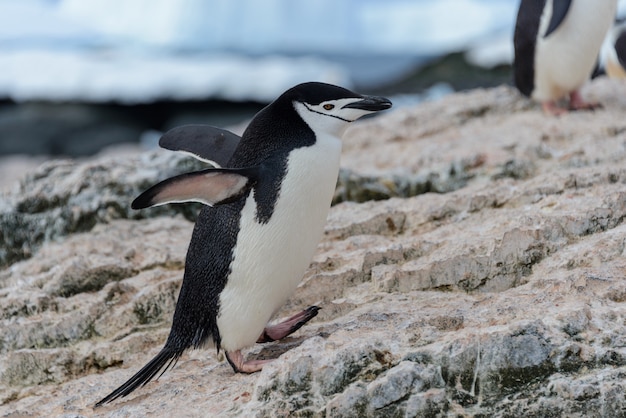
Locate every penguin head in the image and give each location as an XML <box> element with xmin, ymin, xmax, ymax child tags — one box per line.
<box><xmin>287</xmin><ymin>82</ymin><xmax>392</xmax><ymax>137</ymax></box>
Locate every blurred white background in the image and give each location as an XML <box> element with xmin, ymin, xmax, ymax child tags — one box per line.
<box><xmin>0</xmin><ymin>0</ymin><xmax>524</xmax><ymax>103</ymax></box>
<box><xmin>0</xmin><ymin>0</ymin><xmax>625</xmax><ymax>161</ymax></box>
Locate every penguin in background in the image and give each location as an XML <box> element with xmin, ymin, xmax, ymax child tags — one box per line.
<box><xmin>601</xmin><ymin>18</ymin><xmax>626</xmax><ymax>79</ymax></box>
<box><xmin>95</xmin><ymin>82</ymin><xmax>392</xmax><ymax>406</ymax></box>
<box><xmin>513</xmin><ymin>0</ymin><xmax>618</xmax><ymax>115</ymax></box>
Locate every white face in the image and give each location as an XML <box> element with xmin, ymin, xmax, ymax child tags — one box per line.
<box><xmin>293</xmin><ymin>98</ymin><xmax>378</xmax><ymax>138</ymax></box>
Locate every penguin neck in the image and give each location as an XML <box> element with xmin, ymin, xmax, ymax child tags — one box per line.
<box><xmin>232</xmin><ymin>101</ymin><xmax>316</xmax><ymax>168</ymax></box>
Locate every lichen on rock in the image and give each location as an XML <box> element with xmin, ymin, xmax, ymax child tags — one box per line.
<box><xmin>2</xmin><ymin>80</ymin><xmax>626</xmax><ymax>417</ymax></box>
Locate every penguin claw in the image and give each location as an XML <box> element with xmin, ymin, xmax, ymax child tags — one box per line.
<box><xmin>225</xmin><ymin>350</ymin><xmax>272</xmax><ymax>373</ymax></box>
<box><xmin>257</xmin><ymin>306</ymin><xmax>321</xmax><ymax>343</ymax></box>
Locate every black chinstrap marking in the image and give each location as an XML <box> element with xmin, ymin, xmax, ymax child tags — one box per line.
<box><xmin>302</xmin><ymin>103</ymin><xmax>353</xmax><ymax>123</ymax></box>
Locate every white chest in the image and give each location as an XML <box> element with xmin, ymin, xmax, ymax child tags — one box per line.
<box><xmin>216</xmin><ymin>133</ymin><xmax>341</xmax><ymax>351</ymax></box>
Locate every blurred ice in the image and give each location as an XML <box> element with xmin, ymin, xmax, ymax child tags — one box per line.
<box><xmin>0</xmin><ymin>50</ymin><xmax>350</xmax><ymax>103</ymax></box>
<box><xmin>55</xmin><ymin>0</ymin><xmax>515</xmax><ymax>54</ymax></box>
<box><xmin>0</xmin><ymin>0</ymin><xmax>623</xmax><ymax>103</ymax></box>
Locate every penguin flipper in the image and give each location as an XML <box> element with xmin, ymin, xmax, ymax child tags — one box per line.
<box><xmin>132</xmin><ymin>167</ymin><xmax>257</xmax><ymax>209</ymax></box>
<box><xmin>95</xmin><ymin>347</ymin><xmax>183</xmax><ymax>407</ymax></box>
<box><xmin>545</xmin><ymin>0</ymin><xmax>572</xmax><ymax>38</ymax></box>
<box><xmin>159</xmin><ymin>125</ymin><xmax>241</xmax><ymax>168</ymax></box>
<box><xmin>615</xmin><ymin>30</ymin><xmax>626</xmax><ymax>68</ymax></box>
<box><xmin>514</xmin><ymin>0</ymin><xmax>545</xmax><ymax>97</ymax></box>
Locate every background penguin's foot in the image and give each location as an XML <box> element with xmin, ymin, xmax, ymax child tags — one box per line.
<box><xmin>225</xmin><ymin>350</ymin><xmax>272</xmax><ymax>374</ymax></box>
<box><xmin>257</xmin><ymin>306</ymin><xmax>321</xmax><ymax>343</ymax></box>
<box><xmin>541</xmin><ymin>91</ymin><xmax>602</xmax><ymax>116</ymax></box>
<box><xmin>568</xmin><ymin>90</ymin><xmax>601</xmax><ymax>111</ymax></box>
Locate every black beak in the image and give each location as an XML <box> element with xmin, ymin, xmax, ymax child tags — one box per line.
<box><xmin>342</xmin><ymin>95</ymin><xmax>392</xmax><ymax>111</ymax></box>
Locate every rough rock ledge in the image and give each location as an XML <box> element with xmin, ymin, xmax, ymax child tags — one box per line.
<box><xmin>2</xmin><ymin>79</ymin><xmax>626</xmax><ymax>417</ymax></box>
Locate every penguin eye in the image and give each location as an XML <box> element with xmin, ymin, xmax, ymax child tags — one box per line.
<box><xmin>323</xmin><ymin>104</ymin><xmax>335</xmax><ymax>111</ymax></box>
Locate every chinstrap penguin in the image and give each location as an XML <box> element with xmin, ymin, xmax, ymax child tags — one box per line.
<box><xmin>513</xmin><ymin>0</ymin><xmax>617</xmax><ymax>115</ymax></box>
<box><xmin>95</xmin><ymin>82</ymin><xmax>391</xmax><ymax>406</ymax></box>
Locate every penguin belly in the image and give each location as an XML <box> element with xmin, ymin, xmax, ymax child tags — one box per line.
<box><xmin>533</xmin><ymin>0</ymin><xmax>616</xmax><ymax>102</ymax></box>
<box><xmin>216</xmin><ymin>134</ymin><xmax>342</xmax><ymax>351</ymax></box>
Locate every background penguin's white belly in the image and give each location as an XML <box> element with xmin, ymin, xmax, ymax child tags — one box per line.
<box><xmin>216</xmin><ymin>134</ymin><xmax>341</xmax><ymax>351</ymax></box>
<box><xmin>533</xmin><ymin>0</ymin><xmax>616</xmax><ymax>101</ymax></box>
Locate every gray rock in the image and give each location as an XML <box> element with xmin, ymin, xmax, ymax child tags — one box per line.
<box><xmin>0</xmin><ymin>151</ymin><xmax>205</xmax><ymax>268</ymax></box>
<box><xmin>2</xmin><ymin>80</ymin><xmax>626</xmax><ymax>417</ymax></box>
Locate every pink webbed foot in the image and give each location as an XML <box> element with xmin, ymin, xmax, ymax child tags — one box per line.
<box><xmin>224</xmin><ymin>306</ymin><xmax>320</xmax><ymax>374</ymax></box>
<box><xmin>568</xmin><ymin>90</ymin><xmax>601</xmax><ymax>111</ymax></box>
<box><xmin>257</xmin><ymin>306</ymin><xmax>320</xmax><ymax>343</ymax></box>
<box><xmin>225</xmin><ymin>350</ymin><xmax>272</xmax><ymax>374</ymax></box>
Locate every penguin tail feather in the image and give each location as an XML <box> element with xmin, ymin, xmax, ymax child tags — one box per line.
<box><xmin>94</xmin><ymin>347</ymin><xmax>183</xmax><ymax>407</ymax></box>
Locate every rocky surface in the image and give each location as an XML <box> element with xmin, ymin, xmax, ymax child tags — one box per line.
<box><xmin>0</xmin><ymin>146</ymin><xmax>208</xmax><ymax>269</ymax></box>
<box><xmin>2</xmin><ymin>79</ymin><xmax>626</xmax><ymax>417</ymax></box>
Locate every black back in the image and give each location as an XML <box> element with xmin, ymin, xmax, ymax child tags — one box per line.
<box><xmin>513</xmin><ymin>0</ymin><xmax>547</xmax><ymax>97</ymax></box>
<box><xmin>545</xmin><ymin>0</ymin><xmax>572</xmax><ymax>38</ymax></box>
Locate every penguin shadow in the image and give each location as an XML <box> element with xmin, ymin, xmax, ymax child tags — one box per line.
<box><xmin>243</xmin><ymin>306</ymin><xmax>345</xmax><ymax>363</ymax></box>
<box><xmin>250</xmin><ymin>337</ymin><xmax>308</xmax><ymax>360</ymax></box>
<box><xmin>247</xmin><ymin>329</ymin><xmax>333</xmax><ymax>362</ymax></box>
